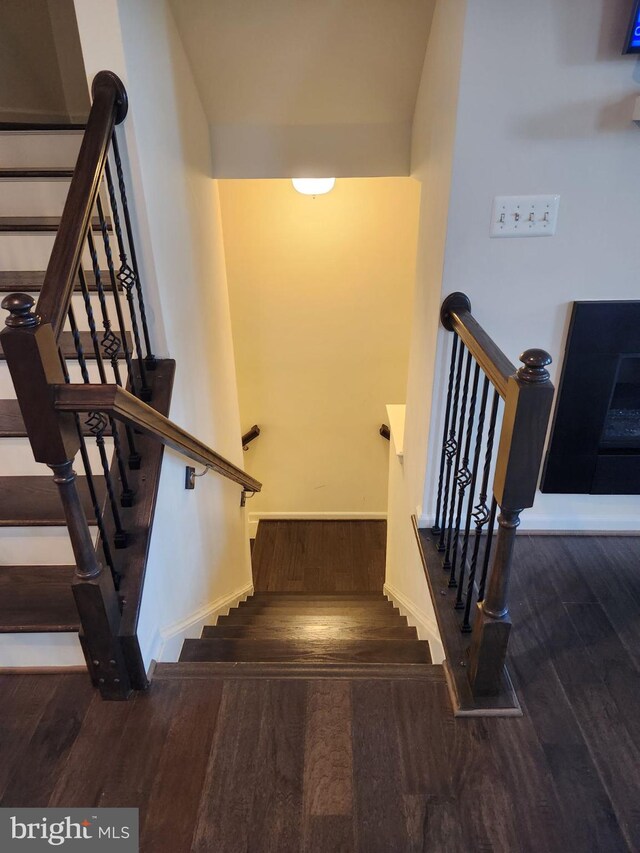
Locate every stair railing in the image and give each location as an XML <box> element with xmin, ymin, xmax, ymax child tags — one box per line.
<box><xmin>0</xmin><ymin>71</ymin><xmax>260</xmax><ymax>699</ymax></box>
<box><xmin>429</xmin><ymin>292</ymin><xmax>554</xmax><ymax>696</ymax></box>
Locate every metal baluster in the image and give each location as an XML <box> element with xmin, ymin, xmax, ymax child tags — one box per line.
<box><xmin>443</xmin><ymin>349</ymin><xmax>473</xmax><ymax>583</ymax></box>
<box><xmin>66</xmin><ymin>306</ymin><xmax>117</xmax><ymax>582</ymax></box>
<box><xmin>72</xmin><ymin>273</ymin><xmax>129</xmax><ymax>547</ymax></box>
<box><xmin>456</xmin><ymin>374</ymin><xmax>489</xmax><ymax>612</ymax></box>
<box><xmin>437</xmin><ymin>338</ymin><xmax>466</xmax><ymax>552</ymax></box>
<box><xmin>96</xmin><ymin>194</ymin><xmax>139</xmax><ymax>395</ymax></box>
<box><xmin>448</xmin><ymin>360</ymin><xmax>480</xmax><ymax>589</ymax></box>
<box><xmin>86</xmin><ymin>227</ymin><xmax>136</xmax><ymax>504</ymax></box>
<box><xmin>462</xmin><ymin>388</ymin><xmax>500</xmax><ymax>631</ymax></box>
<box><xmin>478</xmin><ymin>496</ymin><xmax>498</xmax><ymax>603</ymax></box>
<box><xmin>96</xmin><ymin>193</ymin><xmax>141</xmax><ymax>470</ymax></box>
<box><xmin>431</xmin><ymin>335</ymin><xmax>459</xmax><ymax>535</ymax></box>
<box><xmin>104</xmin><ymin>159</ymin><xmax>151</xmax><ymax>400</ymax></box>
<box><xmin>110</xmin><ymin>131</ymin><xmax>155</xmax><ymax>369</ymax></box>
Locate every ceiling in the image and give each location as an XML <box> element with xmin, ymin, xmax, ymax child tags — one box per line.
<box><xmin>169</xmin><ymin>0</ymin><xmax>435</xmax><ymax>177</ymax></box>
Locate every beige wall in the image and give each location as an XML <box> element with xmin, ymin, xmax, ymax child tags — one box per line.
<box><xmin>219</xmin><ymin>177</ymin><xmax>421</xmax><ymax>520</ymax></box>
<box><xmin>0</xmin><ymin>0</ymin><xmax>88</xmax><ymax>122</ymax></box>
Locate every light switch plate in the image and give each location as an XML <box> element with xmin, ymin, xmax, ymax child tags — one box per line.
<box><xmin>490</xmin><ymin>195</ymin><xmax>560</xmax><ymax>237</ymax></box>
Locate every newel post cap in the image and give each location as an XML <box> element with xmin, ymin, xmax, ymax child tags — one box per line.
<box><xmin>517</xmin><ymin>348</ymin><xmax>552</xmax><ymax>383</ymax></box>
<box><xmin>2</xmin><ymin>293</ymin><xmax>41</xmax><ymax>328</ymax></box>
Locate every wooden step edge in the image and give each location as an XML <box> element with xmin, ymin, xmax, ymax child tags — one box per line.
<box><xmin>201</xmin><ymin>625</ymin><xmax>419</xmax><ymax>640</ymax></box>
<box><xmin>152</xmin><ymin>661</ymin><xmax>445</xmax><ymax>682</ymax></box>
<box><xmin>0</xmin><ymin>622</ymin><xmax>79</xmax><ymax>634</ymax></box>
<box><xmin>0</xmin><ymin>122</ymin><xmax>85</xmax><ymax>132</ymax></box>
<box><xmin>0</xmin><ymin>216</ymin><xmax>110</xmax><ymax>233</ymax></box>
<box><xmin>0</xmin><ymin>271</ymin><xmax>119</xmax><ymax>293</ymax></box>
<box><xmin>247</xmin><ymin>592</ymin><xmax>387</xmax><ymax>599</ymax></box>
<box><xmin>0</xmin><ymin>168</ymin><xmax>74</xmax><ymax>179</ymax></box>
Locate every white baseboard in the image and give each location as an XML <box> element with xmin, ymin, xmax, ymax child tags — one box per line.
<box><xmin>383</xmin><ymin>582</ymin><xmax>444</xmax><ymax>663</ymax></box>
<box><xmin>249</xmin><ymin>511</ymin><xmax>387</xmax><ymax>539</ymax></box>
<box><xmin>152</xmin><ymin>582</ymin><xmax>254</xmax><ymax>663</ymax></box>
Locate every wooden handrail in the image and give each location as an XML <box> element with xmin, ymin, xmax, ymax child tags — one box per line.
<box><xmin>440</xmin><ymin>292</ymin><xmax>516</xmax><ymax>399</ymax></box>
<box><xmin>53</xmin><ymin>383</ymin><xmax>262</xmax><ymax>493</ymax></box>
<box><xmin>36</xmin><ymin>71</ymin><xmax>127</xmax><ymax>339</ymax></box>
<box><xmin>242</xmin><ymin>424</ymin><xmax>260</xmax><ymax>449</ymax></box>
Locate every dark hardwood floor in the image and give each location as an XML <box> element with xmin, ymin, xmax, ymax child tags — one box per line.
<box><xmin>251</xmin><ymin>520</ymin><xmax>386</xmax><ymax>592</ymax></box>
<box><xmin>0</xmin><ymin>532</ymin><xmax>639</xmax><ymax>851</ymax></box>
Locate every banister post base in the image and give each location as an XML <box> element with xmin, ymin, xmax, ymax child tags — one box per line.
<box><xmin>467</xmin><ymin>603</ymin><xmax>512</xmax><ymax>696</ymax></box>
<box><xmin>74</xmin><ymin>571</ymin><xmax>132</xmax><ymax>700</ymax></box>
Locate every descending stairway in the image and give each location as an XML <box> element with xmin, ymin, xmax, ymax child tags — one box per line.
<box><xmin>154</xmin><ymin>591</ymin><xmax>437</xmax><ymax>680</ymax></box>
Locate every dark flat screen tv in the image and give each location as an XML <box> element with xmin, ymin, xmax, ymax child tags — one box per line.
<box><xmin>624</xmin><ymin>0</ymin><xmax>640</xmax><ymax>53</ymax></box>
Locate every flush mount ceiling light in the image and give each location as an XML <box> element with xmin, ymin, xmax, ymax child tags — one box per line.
<box><xmin>291</xmin><ymin>177</ymin><xmax>335</xmax><ymax>196</ymax></box>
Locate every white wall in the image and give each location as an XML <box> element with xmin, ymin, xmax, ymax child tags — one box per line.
<box><xmin>219</xmin><ymin>177</ymin><xmax>420</xmax><ymax>525</ymax></box>
<box><xmin>383</xmin><ymin>0</ymin><xmax>466</xmax><ymax>655</ymax></box>
<box><xmin>421</xmin><ymin>0</ymin><xmax>640</xmax><ymax>531</ymax></box>
<box><xmin>73</xmin><ymin>0</ymin><xmax>252</xmax><ymax>665</ymax></box>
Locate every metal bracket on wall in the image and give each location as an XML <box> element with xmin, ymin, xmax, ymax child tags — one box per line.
<box><xmin>185</xmin><ymin>464</ymin><xmax>212</xmax><ymax>490</ymax></box>
<box><xmin>240</xmin><ymin>489</ymin><xmax>256</xmax><ymax>508</ymax></box>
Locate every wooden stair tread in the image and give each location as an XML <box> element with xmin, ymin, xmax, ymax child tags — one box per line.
<box><xmin>0</xmin><ymin>168</ymin><xmax>74</xmax><ymax>179</ymax></box>
<box><xmin>0</xmin><ymin>216</ymin><xmax>109</xmax><ymax>233</ymax></box>
<box><xmin>217</xmin><ymin>612</ymin><xmax>408</xmax><ymax>627</ymax></box>
<box><xmin>238</xmin><ymin>595</ymin><xmax>393</xmax><ymax>607</ymax></box>
<box><xmin>0</xmin><ymin>270</ymin><xmax>116</xmax><ymax>293</ymax></box>
<box><xmin>153</xmin><ymin>661</ymin><xmax>444</xmax><ymax>681</ymax></box>
<box><xmin>179</xmin><ymin>638</ymin><xmax>432</xmax><ymax>665</ymax></box>
<box><xmin>0</xmin><ymin>399</ymin><xmax>112</xmax><ymax>438</ymax></box>
<box><xmin>236</xmin><ymin>603</ymin><xmax>399</xmax><ymax>616</ymax></box>
<box><xmin>0</xmin><ymin>565</ymin><xmax>78</xmax><ymax>632</ymax></box>
<box><xmin>0</xmin><ymin>476</ymin><xmax>105</xmax><ymax>526</ymax></box>
<box><xmin>0</xmin><ymin>331</ymin><xmax>132</xmax><ymax>361</ymax></box>
<box><xmin>202</xmin><ymin>624</ymin><xmax>418</xmax><ymax>640</ymax></box>
<box><xmin>247</xmin><ymin>592</ymin><xmax>386</xmax><ymax>600</ymax></box>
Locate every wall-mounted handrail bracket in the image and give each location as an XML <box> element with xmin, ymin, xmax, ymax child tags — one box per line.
<box><xmin>240</xmin><ymin>489</ymin><xmax>256</xmax><ymax>508</ymax></box>
<box><xmin>185</xmin><ymin>463</ymin><xmax>212</xmax><ymax>490</ymax></box>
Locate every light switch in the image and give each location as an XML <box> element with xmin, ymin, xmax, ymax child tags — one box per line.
<box><xmin>490</xmin><ymin>195</ymin><xmax>560</xmax><ymax>238</ymax></box>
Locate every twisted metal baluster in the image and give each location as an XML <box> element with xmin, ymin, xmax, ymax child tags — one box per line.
<box><xmin>437</xmin><ymin>338</ymin><xmax>465</xmax><ymax>552</ymax></box>
<box><xmin>448</xmin><ymin>360</ymin><xmax>480</xmax><ymax>589</ymax></box>
<box><xmin>455</xmin><ymin>373</ymin><xmax>489</xmax><ymax>611</ymax></box>
<box><xmin>96</xmin><ymin>194</ymin><xmax>141</xmax><ymax>469</ymax></box>
<box><xmin>478</xmin><ymin>496</ymin><xmax>498</xmax><ymax>603</ymax></box>
<box><xmin>462</xmin><ymin>388</ymin><xmax>500</xmax><ymax>631</ymax></box>
<box><xmin>443</xmin><ymin>349</ymin><xmax>473</xmax><ymax>583</ymax></box>
<box><xmin>432</xmin><ymin>335</ymin><xmax>459</xmax><ymax>535</ymax></box>
<box><xmin>105</xmin><ymin>159</ymin><xmax>151</xmax><ymax>400</ymax></box>
<box><xmin>66</xmin><ymin>305</ymin><xmax>117</xmax><ymax>581</ymax></box>
<box><xmin>110</xmin><ymin>131</ymin><xmax>155</xmax><ymax>368</ymax></box>
<box><xmin>86</xmin><ymin>226</ymin><xmax>123</xmax><ymax>385</ymax></box>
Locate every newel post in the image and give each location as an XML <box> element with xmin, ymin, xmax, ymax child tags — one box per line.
<box><xmin>468</xmin><ymin>349</ymin><xmax>554</xmax><ymax>695</ymax></box>
<box><xmin>1</xmin><ymin>294</ymin><xmax>131</xmax><ymax>700</ymax></box>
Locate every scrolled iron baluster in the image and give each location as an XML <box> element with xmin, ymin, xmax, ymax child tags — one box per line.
<box><xmin>104</xmin><ymin>159</ymin><xmax>151</xmax><ymax>400</ymax></box>
<box><xmin>86</xmin><ymin>410</ymin><xmax>129</xmax><ymax>549</ymax></box>
<box><xmin>442</xmin><ymin>349</ymin><xmax>473</xmax><ymax>582</ymax></box>
<box><xmin>110</xmin><ymin>131</ymin><xmax>155</xmax><ymax>369</ymax></box>
<box><xmin>432</xmin><ymin>335</ymin><xmax>459</xmax><ymax>535</ymax></box>
<box><xmin>461</xmin><ymin>388</ymin><xmax>500</xmax><ymax>630</ymax></box>
<box><xmin>455</xmin><ymin>373</ymin><xmax>489</xmax><ymax>613</ymax></box>
<box><xmin>478</xmin><ymin>496</ymin><xmax>498</xmax><ymax>603</ymax></box>
<box><xmin>96</xmin><ymin>194</ymin><xmax>141</xmax><ymax>469</ymax></box>
<box><xmin>448</xmin><ymin>360</ymin><xmax>480</xmax><ymax>589</ymax></box>
<box><xmin>66</xmin><ymin>306</ymin><xmax>117</xmax><ymax>581</ymax></box>
<box><xmin>437</xmin><ymin>339</ymin><xmax>466</xmax><ymax>553</ymax></box>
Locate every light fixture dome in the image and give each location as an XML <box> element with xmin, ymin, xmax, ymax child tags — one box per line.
<box><xmin>292</xmin><ymin>177</ymin><xmax>335</xmax><ymax>196</ymax></box>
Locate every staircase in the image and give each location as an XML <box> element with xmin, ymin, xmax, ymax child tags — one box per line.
<box><xmin>152</xmin><ymin>590</ymin><xmax>435</xmax><ymax>680</ymax></box>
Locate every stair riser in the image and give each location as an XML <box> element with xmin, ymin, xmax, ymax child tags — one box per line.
<box><xmin>0</xmin><ymin>234</ymin><xmax>109</xmax><ymax>271</ymax></box>
<box><xmin>0</xmin><ymin>131</ymin><xmax>81</xmax><ymax>168</ymax></box>
<box><xmin>0</xmin><ymin>527</ymin><xmax>79</xmax><ymax>565</ymax></box>
<box><xmin>0</xmin><ymin>437</ymin><xmax>114</xmax><ymax>477</ymax></box>
<box><xmin>0</xmin><ymin>362</ymin><xmax>107</xmax><ymax>396</ymax></box>
<box><xmin>0</xmin><ymin>181</ymin><xmax>79</xmax><ymax>218</ymax></box>
<box><xmin>236</xmin><ymin>605</ymin><xmax>400</xmax><ymax>616</ymax></box>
